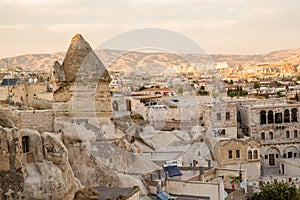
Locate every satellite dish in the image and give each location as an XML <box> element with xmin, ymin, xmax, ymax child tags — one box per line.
<box><xmin>218</xmin><ymin>129</ymin><xmax>222</xmax><ymax>136</ymax></box>
<box><xmin>224</xmin><ymin>191</ymin><xmax>228</xmax><ymax>198</ymax></box>
<box><xmin>212</xmin><ymin>130</ymin><xmax>217</xmax><ymax>136</ymax></box>
<box><xmin>240</xmin><ymin>181</ymin><xmax>247</xmax><ymax>189</ymax></box>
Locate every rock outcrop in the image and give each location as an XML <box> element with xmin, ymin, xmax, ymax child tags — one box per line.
<box><xmin>52</xmin><ymin>34</ymin><xmax>122</xmax><ymax>187</ymax></box>
<box><xmin>0</xmin><ymin>128</ymin><xmax>78</xmax><ymax>199</ymax></box>
<box><xmin>52</xmin><ymin>34</ymin><xmax>159</xmax><ymax>191</ymax></box>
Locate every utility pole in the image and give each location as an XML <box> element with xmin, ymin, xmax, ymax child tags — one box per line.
<box><xmin>1</xmin><ymin>59</ymin><xmax>11</xmax><ymax>104</ymax></box>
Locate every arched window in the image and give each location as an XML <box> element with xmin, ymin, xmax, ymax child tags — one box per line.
<box><xmin>284</xmin><ymin>109</ymin><xmax>290</xmax><ymax>123</ymax></box>
<box><xmin>253</xmin><ymin>150</ymin><xmax>258</xmax><ymax>159</ymax></box>
<box><xmin>248</xmin><ymin>150</ymin><xmax>252</xmax><ymax>159</ymax></box>
<box><xmin>260</xmin><ymin>111</ymin><xmax>266</xmax><ymax>125</ymax></box>
<box><xmin>268</xmin><ymin>110</ymin><xmax>274</xmax><ymax>124</ymax></box>
<box><xmin>292</xmin><ymin>108</ymin><xmax>298</xmax><ymax>122</ymax></box>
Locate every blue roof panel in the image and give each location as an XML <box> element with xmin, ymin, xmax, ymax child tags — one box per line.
<box><xmin>164</xmin><ymin>165</ymin><xmax>182</xmax><ymax>177</ymax></box>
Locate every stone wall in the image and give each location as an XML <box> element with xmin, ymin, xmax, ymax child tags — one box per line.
<box><xmin>0</xmin><ymin>108</ymin><xmax>54</xmax><ymax>132</ymax></box>
<box><xmin>167</xmin><ymin>180</ymin><xmax>220</xmax><ymax>199</ymax></box>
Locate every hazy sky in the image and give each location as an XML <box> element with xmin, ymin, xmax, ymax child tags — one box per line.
<box><xmin>0</xmin><ymin>0</ymin><xmax>300</xmax><ymax>58</ymax></box>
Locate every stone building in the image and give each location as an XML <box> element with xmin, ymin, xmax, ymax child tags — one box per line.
<box><xmin>213</xmin><ymin>137</ymin><xmax>261</xmax><ymax>179</ymax></box>
<box><xmin>238</xmin><ymin>99</ymin><xmax>300</xmax><ymax>176</ymax></box>
<box><xmin>0</xmin><ymin>82</ymin><xmax>52</xmax><ymax>106</ymax></box>
<box><xmin>202</xmin><ymin>102</ymin><xmax>238</xmax><ymax>138</ymax></box>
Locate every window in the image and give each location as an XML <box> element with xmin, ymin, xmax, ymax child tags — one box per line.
<box><xmin>236</xmin><ymin>150</ymin><xmax>240</xmax><ymax>159</ymax></box>
<box><xmin>275</xmin><ymin>113</ymin><xmax>283</xmax><ymax>124</ymax></box>
<box><xmin>288</xmin><ymin>152</ymin><xmax>293</xmax><ymax>158</ymax></box>
<box><xmin>253</xmin><ymin>150</ymin><xmax>258</xmax><ymax>159</ymax></box>
<box><xmin>260</xmin><ymin>111</ymin><xmax>266</xmax><ymax>125</ymax></box>
<box><xmin>265</xmin><ymin>155</ymin><xmax>268</xmax><ymax>159</ymax></box>
<box><xmin>248</xmin><ymin>150</ymin><xmax>252</xmax><ymax>159</ymax></box>
<box><xmin>261</xmin><ymin>132</ymin><xmax>265</xmax><ymax>140</ymax></box>
<box><xmin>228</xmin><ymin>150</ymin><xmax>233</xmax><ymax>159</ymax></box>
<box><xmin>284</xmin><ymin>109</ymin><xmax>290</xmax><ymax>123</ymax></box>
<box><xmin>283</xmin><ymin>153</ymin><xmax>287</xmax><ymax>158</ymax></box>
<box><xmin>22</xmin><ymin>136</ymin><xmax>30</xmax><ymax>153</ymax></box>
<box><xmin>217</xmin><ymin>113</ymin><xmax>221</xmax><ymax>121</ymax></box>
<box><xmin>294</xmin><ymin>153</ymin><xmax>297</xmax><ymax>158</ymax></box>
<box><xmin>294</xmin><ymin>130</ymin><xmax>298</xmax><ymax>138</ymax></box>
<box><xmin>226</xmin><ymin>112</ymin><xmax>230</xmax><ymax>121</ymax></box>
<box><xmin>268</xmin><ymin>110</ymin><xmax>274</xmax><ymax>124</ymax></box>
<box><xmin>286</xmin><ymin>131</ymin><xmax>290</xmax><ymax>138</ymax></box>
<box><xmin>292</xmin><ymin>108</ymin><xmax>298</xmax><ymax>122</ymax></box>
<box><xmin>269</xmin><ymin>132</ymin><xmax>274</xmax><ymax>139</ymax></box>
<box><xmin>276</xmin><ymin>154</ymin><xmax>279</xmax><ymax>158</ymax></box>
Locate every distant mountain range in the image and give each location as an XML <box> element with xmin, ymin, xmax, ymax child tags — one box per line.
<box><xmin>1</xmin><ymin>48</ymin><xmax>300</xmax><ymax>74</ymax></box>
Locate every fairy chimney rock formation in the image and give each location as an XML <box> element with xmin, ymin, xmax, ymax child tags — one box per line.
<box><xmin>53</xmin><ymin>34</ymin><xmax>113</xmax><ymax>131</ymax></box>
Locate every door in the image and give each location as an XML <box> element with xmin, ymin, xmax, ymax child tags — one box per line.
<box><xmin>269</xmin><ymin>154</ymin><xmax>275</xmax><ymax>166</ymax></box>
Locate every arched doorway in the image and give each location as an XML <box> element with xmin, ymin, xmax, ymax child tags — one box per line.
<box><xmin>263</xmin><ymin>147</ymin><xmax>281</xmax><ymax>176</ymax></box>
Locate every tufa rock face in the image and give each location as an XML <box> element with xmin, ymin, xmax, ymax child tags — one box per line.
<box><xmin>0</xmin><ymin>128</ymin><xmax>78</xmax><ymax>199</ymax></box>
<box><xmin>53</xmin><ymin>61</ymin><xmax>65</xmax><ymax>82</ymax></box>
<box><xmin>53</xmin><ymin>33</ymin><xmax>113</xmax><ymax>125</ymax></box>
<box><xmin>61</xmin><ymin>33</ymin><xmax>111</xmax><ymax>83</ymax></box>
<box><xmin>23</xmin><ymin>132</ymin><xmax>78</xmax><ymax>200</ymax></box>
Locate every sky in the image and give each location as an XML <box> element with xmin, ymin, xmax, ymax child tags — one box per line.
<box><xmin>0</xmin><ymin>0</ymin><xmax>300</xmax><ymax>58</ymax></box>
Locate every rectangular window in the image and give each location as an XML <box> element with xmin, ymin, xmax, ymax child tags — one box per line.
<box><xmin>217</xmin><ymin>113</ymin><xmax>221</xmax><ymax>121</ymax></box>
<box><xmin>288</xmin><ymin>152</ymin><xmax>293</xmax><ymax>158</ymax></box>
<box><xmin>283</xmin><ymin>153</ymin><xmax>287</xmax><ymax>158</ymax></box>
<box><xmin>294</xmin><ymin>153</ymin><xmax>297</xmax><ymax>158</ymax></box>
<box><xmin>261</xmin><ymin>132</ymin><xmax>265</xmax><ymax>140</ymax></box>
<box><xmin>236</xmin><ymin>150</ymin><xmax>240</xmax><ymax>159</ymax></box>
<box><xmin>294</xmin><ymin>130</ymin><xmax>298</xmax><ymax>138</ymax></box>
<box><xmin>276</xmin><ymin>154</ymin><xmax>279</xmax><ymax>158</ymax></box>
<box><xmin>286</xmin><ymin>131</ymin><xmax>290</xmax><ymax>138</ymax></box>
<box><xmin>269</xmin><ymin>132</ymin><xmax>273</xmax><ymax>139</ymax></box>
<box><xmin>226</xmin><ymin>112</ymin><xmax>230</xmax><ymax>121</ymax></box>
<box><xmin>265</xmin><ymin>155</ymin><xmax>268</xmax><ymax>159</ymax></box>
<box><xmin>228</xmin><ymin>150</ymin><xmax>233</xmax><ymax>159</ymax></box>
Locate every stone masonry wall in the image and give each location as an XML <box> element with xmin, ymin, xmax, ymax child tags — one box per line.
<box><xmin>0</xmin><ymin>108</ymin><xmax>53</xmax><ymax>132</ymax></box>
<box><xmin>16</xmin><ymin>110</ymin><xmax>54</xmax><ymax>132</ymax></box>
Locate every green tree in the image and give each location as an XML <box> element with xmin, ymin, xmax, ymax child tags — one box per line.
<box><xmin>249</xmin><ymin>181</ymin><xmax>300</xmax><ymax>200</ymax></box>
<box><xmin>138</xmin><ymin>86</ymin><xmax>146</xmax><ymax>91</ymax></box>
<box><xmin>253</xmin><ymin>82</ymin><xmax>260</xmax><ymax>89</ymax></box>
